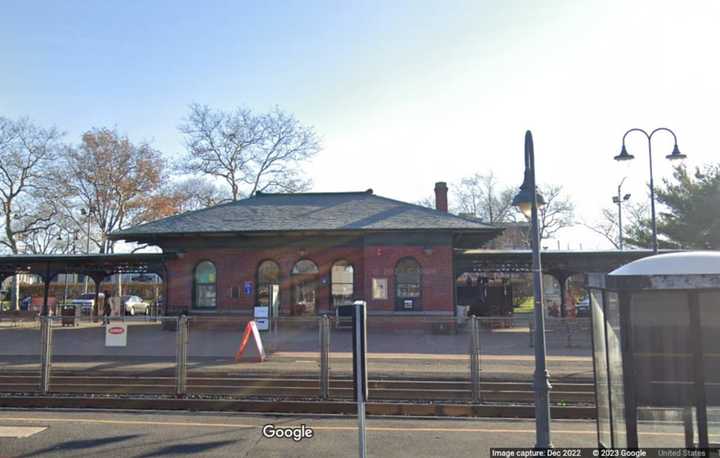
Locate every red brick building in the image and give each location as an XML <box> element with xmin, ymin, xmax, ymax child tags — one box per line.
<box><xmin>110</xmin><ymin>183</ymin><xmax>500</xmax><ymax>316</ymax></box>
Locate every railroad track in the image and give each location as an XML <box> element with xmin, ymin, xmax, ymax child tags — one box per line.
<box><xmin>0</xmin><ymin>372</ymin><xmax>595</xmax><ymax>404</ymax></box>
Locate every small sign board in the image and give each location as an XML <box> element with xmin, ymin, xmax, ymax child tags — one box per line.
<box><xmin>254</xmin><ymin>306</ymin><xmax>269</xmax><ymax>331</ymax></box>
<box><xmin>243</xmin><ymin>281</ymin><xmax>253</xmax><ymax>297</ymax></box>
<box><xmin>234</xmin><ymin>320</ymin><xmax>266</xmax><ymax>362</ymax></box>
<box><xmin>105</xmin><ymin>323</ymin><xmax>128</xmax><ymax>347</ymax></box>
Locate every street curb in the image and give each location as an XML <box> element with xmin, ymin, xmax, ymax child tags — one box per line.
<box><xmin>0</xmin><ymin>397</ymin><xmax>595</xmax><ymax>419</ymax></box>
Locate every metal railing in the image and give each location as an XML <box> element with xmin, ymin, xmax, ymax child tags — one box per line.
<box><xmin>0</xmin><ymin>313</ymin><xmax>594</xmax><ymax>403</ymax></box>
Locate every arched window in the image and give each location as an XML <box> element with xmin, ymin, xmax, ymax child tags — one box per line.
<box><xmin>331</xmin><ymin>260</ymin><xmax>354</xmax><ymax>307</ymax></box>
<box><xmin>291</xmin><ymin>259</ymin><xmax>319</xmax><ymax>275</ymax></box>
<box><xmin>395</xmin><ymin>257</ymin><xmax>421</xmax><ymax>310</ymax></box>
<box><xmin>291</xmin><ymin>259</ymin><xmax>319</xmax><ymax>315</ymax></box>
<box><xmin>257</xmin><ymin>260</ymin><xmax>281</xmax><ymax>308</ymax></box>
<box><xmin>193</xmin><ymin>261</ymin><xmax>216</xmax><ymax>309</ymax></box>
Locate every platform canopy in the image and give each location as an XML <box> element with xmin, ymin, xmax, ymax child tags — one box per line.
<box><xmin>0</xmin><ymin>252</ymin><xmax>176</xmax><ymax>283</ymax></box>
<box><xmin>454</xmin><ymin>249</ymin><xmax>674</xmax><ymax>276</ymax></box>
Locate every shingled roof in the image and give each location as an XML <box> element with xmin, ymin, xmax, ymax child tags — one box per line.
<box><xmin>110</xmin><ymin>190</ymin><xmax>499</xmax><ymax>240</ymax></box>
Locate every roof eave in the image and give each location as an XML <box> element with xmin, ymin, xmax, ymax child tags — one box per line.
<box><xmin>109</xmin><ymin>227</ymin><xmax>501</xmax><ymax>243</ymax></box>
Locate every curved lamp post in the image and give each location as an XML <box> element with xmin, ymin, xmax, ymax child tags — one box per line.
<box><xmin>512</xmin><ymin>130</ymin><xmax>552</xmax><ymax>448</ymax></box>
<box><xmin>614</xmin><ymin>128</ymin><xmax>686</xmax><ymax>253</ymax></box>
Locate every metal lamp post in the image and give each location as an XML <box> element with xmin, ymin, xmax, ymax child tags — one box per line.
<box><xmin>80</xmin><ymin>206</ymin><xmax>95</xmax><ymax>294</ymax></box>
<box><xmin>612</xmin><ymin>178</ymin><xmax>631</xmax><ymax>250</ymax></box>
<box><xmin>57</xmin><ymin>230</ymin><xmax>69</xmax><ymax>305</ymax></box>
<box><xmin>512</xmin><ymin>130</ymin><xmax>552</xmax><ymax>448</ymax></box>
<box><xmin>614</xmin><ymin>128</ymin><xmax>686</xmax><ymax>253</ymax></box>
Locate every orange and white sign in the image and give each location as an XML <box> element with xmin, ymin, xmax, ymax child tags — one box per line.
<box><xmin>105</xmin><ymin>323</ymin><xmax>128</xmax><ymax>347</ymax></box>
<box><xmin>234</xmin><ymin>320</ymin><xmax>266</xmax><ymax>362</ymax></box>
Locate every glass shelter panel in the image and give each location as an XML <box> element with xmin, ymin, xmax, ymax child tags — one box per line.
<box><xmin>605</xmin><ymin>291</ymin><xmax>627</xmax><ymax>448</ymax></box>
<box><xmin>590</xmin><ymin>288</ymin><xmax>612</xmax><ymax>448</ymax></box>
<box><xmin>630</xmin><ymin>291</ymin><xmax>695</xmax><ymax>447</ymax></box>
<box><xmin>700</xmin><ymin>292</ymin><xmax>720</xmax><ymax>445</ymax></box>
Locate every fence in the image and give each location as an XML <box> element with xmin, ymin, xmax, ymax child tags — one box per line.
<box><xmin>0</xmin><ymin>314</ymin><xmax>594</xmax><ymax>404</ymax></box>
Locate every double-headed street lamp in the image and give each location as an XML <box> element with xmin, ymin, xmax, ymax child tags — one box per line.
<box><xmin>614</xmin><ymin>128</ymin><xmax>686</xmax><ymax>253</ymax></box>
<box><xmin>512</xmin><ymin>130</ymin><xmax>552</xmax><ymax>448</ymax></box>
<box><xmin>612</xmin><ymin>178</ymin><xmax>631</xmax><ymax>250</ymax></box>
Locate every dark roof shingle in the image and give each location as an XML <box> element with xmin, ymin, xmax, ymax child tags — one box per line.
<box><xmin>110</xmin><ymin>191</ymin><xmax>497</xmax><ymax>239</ymax></box>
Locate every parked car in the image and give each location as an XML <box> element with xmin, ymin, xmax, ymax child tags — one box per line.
<box><xmin>72</xmin><ymin>293</ymin><xmax>105</xmax><ymax>315</ymax></box>
<box><xmin>575</xmin><ymin>297</ymin><xmax>590</xmax><ymax>317</ymax></box>
<box><xmin>122</xmin><ymin>295</ymin><xmax>150</xmax><ymax>316</ymax></box>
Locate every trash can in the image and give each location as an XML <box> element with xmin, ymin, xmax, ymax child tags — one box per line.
<box><xmin>60</xmin><ymin>305</ymin><xmax>77</xmax><ymax>327</ymax></box>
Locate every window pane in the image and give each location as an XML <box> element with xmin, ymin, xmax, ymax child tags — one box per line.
<box><xmin>195</xmin><ymin>284</ymin><xmax>216</xmax><ymax>308</ymax></box>
<box><xmin>630</xmin><ymin>291</ymin><xmax>693</xmax><ymax>447</ymax></box>
<box><xmin>258</xmin><ymin>261</ymin><xmax>280</xmax><ymax>283</ymax></box>
<box><xmin>605</xmin><ymin>291</ymin><xmax>626</xmax><ymax>448</ymax></box>
<box><xmin>396</xmin><ymin>258</ymin><xmax>420</xmax><ymax>274</ymax></box>
<box><xmin>332</xmin><ymin>283</ymin><xmax>353</xmax><ymax>296</ymax></box>
<box><xmin>700</xmin><ymin>292</ymin><xmax>720</xmax><ymax>442</ymax></box>
<box><xmin>395</xmin><ymin>258</ymin><xmax>421</xmax><ymax>302</ymax></box>
<box><xmin>331</xmin><ymin>262</ymin><xmax>353</xmax><ymax>284</ymax></box>
<box><xmin>397</xmin><ymin>284</ymin><xmax>421</xmax><ymax>298</ymax></box>
<box><xmin>195</xmin><ymin>261</ymin><xmax>216</xmax><ymax>283</ymax></box>
<box><xmin>331</xmin><ymin>261</ymin><xmax>353</xmax><ymax>304</ymax></box>
<box><xmin>590</xmin><ymin>288</ymin><xmax>611</xmax><ymax>448</ymax></box>
<box><xmin>292</xmin><ymin>259</ymin><xmax>318</xmax><ymax>274</ymax></box>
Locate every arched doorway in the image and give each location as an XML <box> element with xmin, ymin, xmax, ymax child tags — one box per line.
<box><xmin>257</xmin><ymin>260</ymin><xmax>281</xmax><ymax>319</ymax></box>
<box><xmin>291</xmin><ymin>259</ymin><xmax>319</xmax><ymax>315</ymax></box>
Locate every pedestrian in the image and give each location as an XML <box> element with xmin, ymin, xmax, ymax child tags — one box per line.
<box><xmin>103</xmin><ymin>290</ymin><xmax>111</xmax><ymax>324</ymax></box>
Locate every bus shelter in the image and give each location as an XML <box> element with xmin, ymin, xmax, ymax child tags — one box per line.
<box><xmin>586</xmin><ymin>251</ymin><xmax>720</xmax><ymax>448</ymax></box>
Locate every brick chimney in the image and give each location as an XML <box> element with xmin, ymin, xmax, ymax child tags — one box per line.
<box><xmin>434</xmin><ymin>182</ymin><xmax>448</xmax><ymax>212</ymax></box>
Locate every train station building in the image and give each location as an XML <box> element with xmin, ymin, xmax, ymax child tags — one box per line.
<box><xmin>109</xmin><ymin>183</ymin><xmax>502</xmax><ymax>316</ymax></box>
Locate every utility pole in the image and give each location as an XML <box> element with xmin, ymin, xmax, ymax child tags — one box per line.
<box><xmin>612</xmin><ymin>178</ymin><xmax>631</xmax><ymax>250</ymax></box>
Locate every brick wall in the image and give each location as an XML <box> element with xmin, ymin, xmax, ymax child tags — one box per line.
<box><xmin>164</xmin><ymin>237</ymin><xmax>453</xmax><ymax>315</ymax></box>
<box><xmin>362</xmin><ymin>244</ymin><xmax>453</xmax><ymax>312</ymax></box>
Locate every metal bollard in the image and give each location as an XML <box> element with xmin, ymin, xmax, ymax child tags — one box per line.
<box><xmin>319</xmin><ymin>314</ymin><xmax>330</xmax><ymax>400</ymax></box>
<box><xmin>176</xmin><ymin>315</ymin><xmax>189</xmax><ymax>396</ymax></box>
<box><xmin>40</xmin><ymin>316</ymin><xmax>53</xmax><ymax>394</ymax></box>
<box><xmin>469</xmin><ymin>315</ymin><xmax>481</xmax><ymax>403</ymax></box>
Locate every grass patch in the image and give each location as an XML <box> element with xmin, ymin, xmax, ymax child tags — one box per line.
<box><xmin>513</xmin><ymin>297</ymin><xmax>534</xmax><ymax>314</ymax></box>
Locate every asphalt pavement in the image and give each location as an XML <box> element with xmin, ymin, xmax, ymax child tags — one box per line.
<box><xmin>0</xmin><ymin>408</ymin><xmax>602</xmax><ymax>457</ymax></box>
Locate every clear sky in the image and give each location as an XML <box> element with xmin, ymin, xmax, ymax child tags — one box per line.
<box><xmin>2</xmin><ymin>0</ymin><xmax>719</xmax><ymax>249</ymax></box>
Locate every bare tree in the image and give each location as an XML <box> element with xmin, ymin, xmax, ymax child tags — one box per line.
<box><xmin>179</xmin><ymin>104</ymin><xmax>320</xmax><ymax>200</ymax></box>
<box><xmin>56</xmin><ymin>128</ymin><xmax>171</xmax><ymax>253</ymax></box>
<box><xmin>16</xmin><ymin>207</ymin><xmax>74</xmax><ymax>254</ymax></box>
<box><xmin>168</xmin><ymin>177</ymin><xmax>230</xmax><ymax>213</ymax></box>
<box><xmin>583</xmin><ymin>201</ymin><xmax>650</xmax><ymax>249</ymax></box>
<box><xmin>453</xmin><ymin>172</ymin><xmax>516</xmax><ymax>224</ymax></box>
<box><xmin>0</xmin><ymin>117</ymin><xmax>62</xmax><ymax>254</ymax></box>
<box><xmin>415</xmin><ymin>196</ymin><xmax>435</xmax><ymax>209</ymax></box>
<box><xmin>537</xmin><ymin>184</ymin><xmax>575</xmax><ymax>241</ymax></box>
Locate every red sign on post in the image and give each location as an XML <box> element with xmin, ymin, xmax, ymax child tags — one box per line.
<box><xmin>105</xmin><ymin>322</ymin><xmax>127</xmax><ymax>347</ymax></box>
<box><xmin>234</xmin><ymin>320</ymin><xmax>266</xmax><ymax>362</ymax></box>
